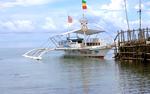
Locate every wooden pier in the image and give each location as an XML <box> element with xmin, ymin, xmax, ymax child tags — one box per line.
<box><xmin>114</xmin><ymin>28</ymin><xmax>150</xmax><ymax>63</ymax></box>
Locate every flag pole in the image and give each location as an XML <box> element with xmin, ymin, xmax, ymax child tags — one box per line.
<box><xmin>67</xmin><ymin>15</ymin><xmax>70</xmax><ymax>39</ymax></box>
<box><xmin>67</xmin><ymin>15</ymin><xmax>73</xmax><ymax>39</ymax></box>
<box><xmin>81</xmin><ymin>0</ymin><xmax>87</xmax><ymax>46</ymax></box>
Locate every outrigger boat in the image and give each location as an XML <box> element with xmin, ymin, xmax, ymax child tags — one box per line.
<box><xmin>23</xmin><ymin>0</ymin><xmax>113</xmax><ymax>60</ymax></box>
<box><xmin>23</xmin><ymin>16</ymin><xmax>112</xmax><ymax>60</ymax></box>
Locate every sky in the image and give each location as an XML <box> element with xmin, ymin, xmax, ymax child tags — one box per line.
<box><xmin>0</xmin><ymin>0</ymin><xmax>150</xmax><ymax>35</ymax></box>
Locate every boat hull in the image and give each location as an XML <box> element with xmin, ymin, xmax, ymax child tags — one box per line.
<box><xmin>62</xmin><ymin>48</ymin><xmax>110</xmax><ymax>58</ymax></box>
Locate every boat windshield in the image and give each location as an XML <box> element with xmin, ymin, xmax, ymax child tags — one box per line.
<box><xmin>67</xmin><ymin>38</ymin><xmax>83</xmax><ymax>43</ymax></box>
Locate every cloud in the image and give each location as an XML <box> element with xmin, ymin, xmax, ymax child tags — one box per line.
<box><xmin>0</xmin><ymin>0</ymin><xmax>147</xmax><ymax>34</ymax></box>
<box><xmin>0</xmin><ymin>0</ymin><xmax>56</xmax><ymax>8</ymax></box>
<box><xmin>101</xmin><ymin>0</ymin><xmax>124</xmax><ymax>10</ymax></box>
<box><xmin>41</xmin><ymin>17</ymin><xmax>56</xmax><ymax>30</ymax></box>
<box><xmin>130</xmin><ymin>19</ymin><xmax>150</xmax><ymax>29</ymax></box>
<box><xmin>144</xmin><ymin>1</ymin><xmax>150</xmax><ymax>6</ymax></box>
<box><xmin>87</xmin><ymin>0</ymin><xmax>128</xmax><ymax>31</ymax></box>
<box><xmin>134</xmin><ymin>3</ymin><xmax>144</xmax><ymax>10</ymax></box>
<box><xmin>0</xmin><ymin>20</ymin><xmax>35</xmax><ymax>32</ymax></box>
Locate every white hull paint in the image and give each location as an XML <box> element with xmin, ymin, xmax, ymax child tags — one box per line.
<box><xmin>58</xmin><ymin>47</ymin><xmax>111</xmax><ymax>58</ymax></box>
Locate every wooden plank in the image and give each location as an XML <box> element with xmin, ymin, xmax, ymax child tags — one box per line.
<box><xmin>119</xmin><ymin>52</ymin><xmax>136</xmax><ymax>54</ymax></box>
<box><xmin>121</xmin><ymin>57</ymin><xmax>143</xmax><ymax>60</ymax></box>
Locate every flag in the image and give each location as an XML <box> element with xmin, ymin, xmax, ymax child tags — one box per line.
<box><xmin>82</xmin><ymin>0</ymin><xmax>86</xmax><ymax>3</ymax></box>
<box><xmin>68</xmin><ymin>16</ymin><xmax>72</xmax><ymax>23</ymax></box>
<box><xmin>82</xmin><ymin>0</ymin><xmax>87</xmax><ymax>10</ymax></box>
<box><xmin>82</xmin><ymin>5</ymin><xmax>87</xmax><ymax>9</ymax></box>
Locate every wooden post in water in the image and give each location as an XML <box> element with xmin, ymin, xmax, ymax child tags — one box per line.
<box><xmin>123</xmin><ymin>30</ymin><xmax>125</xmax><ymax>43</ymax></box>
<box><xmin>127</xmin><ymin>29</ymin><xmax>131</xmax><ymax>42</ymax></box>
<box><xmin>118</xmin><ymin>31</ymin><xmax>120</xmax><ymax>47</ymax></box>
<box><xmin>132</xmin><ymin>29</ymin><xmax>135</xmax><ymax>41</ymax></box>
<box><xmin>121</xmin><ymin>30</ymin><xmax>123</xmax><ymax>45</ymax></box>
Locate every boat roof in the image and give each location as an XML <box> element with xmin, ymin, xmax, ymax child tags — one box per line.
<box><xmin>61</xmin><ymin>28</ymin><xmax>105</xmax><ymax>36</ymax></box>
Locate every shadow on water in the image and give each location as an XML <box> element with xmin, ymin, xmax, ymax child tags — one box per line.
<box><xmin>117</xmin><ymin>61</ymin><xmax>150</xmax><ymax>94</ymax></box>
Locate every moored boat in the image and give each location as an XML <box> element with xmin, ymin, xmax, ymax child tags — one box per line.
<box><xmin>23</xmin><ymin>0</ymin><xmax>113</xmax><ymax>60</ymax></box>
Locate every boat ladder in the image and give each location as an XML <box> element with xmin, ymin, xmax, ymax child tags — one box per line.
<box><xmin>22</xmin><ymin>48</ymin><xmax>55</xmax><ymax>60</ymax></box>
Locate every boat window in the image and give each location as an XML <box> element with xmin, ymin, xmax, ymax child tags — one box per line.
<box><xmin>69</xmin><ymin>38</ymin><xmax>83</xmax><ymax>43</ymax></box>
<box><xmin>86</xmin><ymin>42</ymin><xmax>100</xmax><ymax>46</ymax></box>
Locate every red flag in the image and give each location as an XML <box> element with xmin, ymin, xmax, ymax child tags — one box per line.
<box><xmin>82</xmin><ymin>5</ymin><xmax>87</xmax><ymax>9</ymax></box>
<box><xmin>68</xmin><ymin>16</ymin><xmax>72</xmax><ymax>23</ymax></box>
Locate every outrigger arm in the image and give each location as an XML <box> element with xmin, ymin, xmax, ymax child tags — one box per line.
<box><xmin>22</xmin><ymin>48</ymin><xmax>55</xmax><ymax>60</ymax></box>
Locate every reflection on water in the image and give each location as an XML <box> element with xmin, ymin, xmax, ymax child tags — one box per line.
<box><xmin>58</xmin><ymin>57</ymin><xmax>118</xmax><ymax>94</ymax></box>
<box><xmin>0</xmin><ymin>48</ymin><xmax>150</xmax><ymax>94</ymax></box>
<box><xmin>118</xmin><ymin>62</ymin><xmax>150</xmax><ymax>94</ymax></box>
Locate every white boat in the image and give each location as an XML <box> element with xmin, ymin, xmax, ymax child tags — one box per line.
<box><xmin>23</xmin><ymin>16</ymin><xmax>113</xmax><ymax>60</ymax></box>
<box><xmin>23</xmin><ymin>0</ymin><xmax>113</xmax><ymax>60</ymax></box>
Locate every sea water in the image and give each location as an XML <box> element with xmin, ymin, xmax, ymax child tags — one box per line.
<box><xmin>0</xmin><ymin>33</ymin><xmax>150</xmax><ymax>94</ymax></box>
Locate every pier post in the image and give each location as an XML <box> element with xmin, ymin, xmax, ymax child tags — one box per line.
<box><xmin>118</xmin><ymin>31</ymin><xmax>120</xmax><ymax>47</ymax></box>
<box><xmin>146</xmin><ymin>28</ymin><xmax>149</xmax><ymax>39</ymax></box>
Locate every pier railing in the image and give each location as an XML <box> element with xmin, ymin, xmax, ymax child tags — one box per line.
<box><xmin>114</xmin><ymin>28</ymin><xmax>150</xmax><ymax>46</ymax></box>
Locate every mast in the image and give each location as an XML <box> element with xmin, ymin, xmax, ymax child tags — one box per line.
<box><xmin>123</xmin><ymin>0</ymin><xmax>131</xmax><ymax>41</ymax></box>
<box><xmin>81</xmin><ymin>0</ymin><xmax>88</xmax><ymax>46</ymax></box>
<box><xmin>80</xmin><ymin>15</ymin><xmax>88</xmax><ymax>46</ymax></box>
<box><xmin>138</xmin><ymin>0</ymin><xmax>144</xmax><ymax>39</ymax></box>
<box><xmin>139</xmin><ymin>0</ymin><xmax>142</xmax><ymax>30</ymax></box>
<box><xmin>124</xmin><ymin>0</ymin><xmax>130</xmax><ymax>30</ymax></box>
